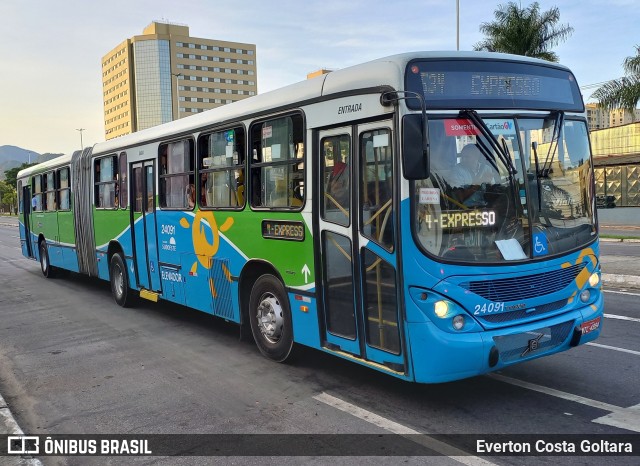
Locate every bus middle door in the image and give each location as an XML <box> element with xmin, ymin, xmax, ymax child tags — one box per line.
<box><xmin>131</xmin><ymin>160</ymin><xmax>162</xmax><ymax>293</ymax></box>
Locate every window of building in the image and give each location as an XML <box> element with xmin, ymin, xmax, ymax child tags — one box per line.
<box><xmin>250</xmin><ymin>114</ymin><xmax>304</xmax><ymax>209</ymax></box>
<box><xmin>94</xmin><ymin>155</ymin><xmax>118</xmax><ymax>209</ymax></box>
<box><xmin>198</xmin><ymin>127</ymin><xmax>245</xmax><ymax>209</ymax></box>
<box><xmin>57</xmin><ymin>167</ymin><xmax>71</xmax><ymax>211</ymax></box>
<box><xmin>159</xmin><ymin>139</ymin><xmax>195</xmax><ymax>209</ymax></box>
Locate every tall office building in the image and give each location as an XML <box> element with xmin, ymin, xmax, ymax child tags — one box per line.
<box><xmin>102</xmin><ymin>21</ymin><xmax>257</xmax><ymax>140</ymax></box>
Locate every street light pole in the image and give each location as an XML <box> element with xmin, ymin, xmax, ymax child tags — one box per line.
<box><xmin>76</xmin><ymin>128</ymin><xmax>85</xmax><ymax>151</ymax></box>
<box><xmin>172</xmin><ymin>73</ymin><xmax>183</xmax><ymax>120</ymax></box>
<box><xmin>456</xmin><ymin>0</ymin><xmax>460</xmax><ymax>51</ymax></box>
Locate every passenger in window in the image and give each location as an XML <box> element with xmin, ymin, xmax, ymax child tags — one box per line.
<box><xmin>186</xmin><ymin>183</ymin><xmax>196</xmax><ymax>209</ymax></box>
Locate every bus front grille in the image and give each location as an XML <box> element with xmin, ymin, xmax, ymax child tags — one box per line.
<box><xmin>460</xmin><ymin>263</ymin><xmax>585</xmax><ymax>302</ymax></box>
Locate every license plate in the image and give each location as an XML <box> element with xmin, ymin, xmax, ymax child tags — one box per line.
<box><xmin>581</xmin><ymin>317</ymin><xmax>601</xmax><ymax>335</ymax></box>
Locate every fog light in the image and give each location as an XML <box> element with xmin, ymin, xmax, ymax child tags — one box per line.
<box><xmin>588</xmin><ymin>273</ymin><xmax>600</xmax><ymax>287</ymax></box>
<box><xmin>452</xmin><ymin>315</ymin><xmax>465</xmax><ymax>330</ymax></box>
<box><xmin>434</xmin><ymin>300</ymin><xmax>449</xmax><ymax>318</ymax></box>
<box><xmin>580</xmin><ymin>290</ymin><xmax>591</xmax><ymax>303</ymax></box>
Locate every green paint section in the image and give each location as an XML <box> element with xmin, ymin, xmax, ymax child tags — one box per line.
<box><xmin>30</xmin><ymin>211</ymin><xmax>59</xmax><ymax>241</ymax></box>
<box><xmin>57</xmin><ymin>210</ymin><xmax>76</xmax><ymax>245</ymax></box>
<box><xmin>93</xmin><ymin>208</ymin><xmax>131</xmax><ymax>248</ymax></box>
<box><xmin>217</xmin><ymin>210</ymin><xmax>315</xmax><ymax>288</ymax></box>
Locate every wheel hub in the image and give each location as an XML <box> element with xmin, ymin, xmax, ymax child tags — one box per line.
<box><xmin>256</xmin><ymin>295</ymin><xmax>283</xmax><ymax>343</ymax></box>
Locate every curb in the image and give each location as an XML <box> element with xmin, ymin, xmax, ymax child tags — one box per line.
<box><xmin>602</xmin><ymin>273</ymin><xmax>640</xmax><ymax>289</ymax></box>
<box><xmin>0</xmin><ymin>393</ymin><xmax>43</xmax><ymax>465</ymax></box>
<box><xmin>601</xmin><ymin>237</ymin><xmax>640</xmax><ymax>243</ymax></box>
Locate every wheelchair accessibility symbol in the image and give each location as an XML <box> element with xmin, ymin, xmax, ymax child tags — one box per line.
<box><xmin>533</xmin><ymin>232</ymin><xmax>548</xmax><ymax>256</ymax></box>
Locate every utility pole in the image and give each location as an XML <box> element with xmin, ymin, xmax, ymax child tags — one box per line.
<box><xmin>76</xmin><ymin>128</ymin><xmax>85</xmax><ymax>151</ymax></box>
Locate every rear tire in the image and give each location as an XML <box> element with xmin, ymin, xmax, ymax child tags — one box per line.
<box><xmin>248</xmin><ymin>274</ymin><xmax>294</xmax><ymax>362</ymax></box>
<box><xmin>39</xmin><ymin>241</ymin><xmax>56</xmax><ymax>278</ymax></box>
<box><xmin>110</xmin><ymin>253</ymin><xmax>134</xmax><ymax>307</ymax></box>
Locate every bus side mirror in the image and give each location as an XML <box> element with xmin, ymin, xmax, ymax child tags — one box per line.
<box><xmin>402</xmin><ymin>114</ymin><xmax>429</xmax><ymax>180</ymax></box>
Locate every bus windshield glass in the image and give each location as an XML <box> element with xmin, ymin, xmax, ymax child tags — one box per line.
<box><xmin>405</xmin><ymin>59</ymin><xmax>584</xmax><ymax>112</ymax></box>
<box><xmin>414</xmin><ymin>115</ymin><xmax>596</xmax><ymax>263</ymax></box>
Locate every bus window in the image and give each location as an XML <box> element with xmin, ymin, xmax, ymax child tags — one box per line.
<box><xmin>360</xmin><ymin>129</ymin><xmax>394</xmax><ymax>251</ymax></box>
<box><xmin>18</xmin><ymin>181</ymin><xmax>23</xmax><ymax>214</ymax></box>
<box><xmin>119</xmin><ymin>152</ymin><xmax>128</xmax><ymax>209</ymax></box>
<box><xmin>32</xmin><ymin>175</ymin><xmax>43</xmax><ymax>212</ymax></box>
<box><xmin>321</xmin><ymin>134</ymin><xmax>350</xmax><ymax>226</ymax></box>
<box><xmin>57</xmin><ymin>167</ymin><xmax>71</xmax><ymax>211</ymax></box>
<box><xmin>159</xmin><ymin>139</ymin><xmax>195</xmax><ymax>209</ymax></box>
<box><xmin>94</xmin><ymin>155</ymin><xmax>118</xmax><ymax>209</ymax></box>
<box><xmin>198</xmin><ymin>127</ymin><xmax>245</xmax><ymax>208</ymax></box>
<box><xmin>44</xmin><ymin>171</ymin><xmax>56</xmax><ymax>211</ymax></box>
<box><xmin>250</xmin><ymin>114</ymin><xmax>304</xmax><ymax>209</ymax></box>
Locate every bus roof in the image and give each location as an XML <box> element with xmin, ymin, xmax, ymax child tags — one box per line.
<box><xmin>20</xmin><ymin>51</ymin><xmax>574</xmax><ymax>177</ymax></box>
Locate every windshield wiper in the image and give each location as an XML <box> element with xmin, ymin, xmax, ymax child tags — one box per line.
<box><xmin>460</xmin><ymin>110</ymin><xmax>517</xmax><ymax>178</ymax></box>
<box><xmin>531</xmin><ymin>141</ymin><xmax>543</xmax><ymax>209</ymax></box>
<box><xmin>539</xmin><ymin>111</ymin><xmax>564</xmax><ymax>178</ymax></box>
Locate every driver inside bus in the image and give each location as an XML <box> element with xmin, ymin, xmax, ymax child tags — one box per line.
<box><xmin>459</xmin><ymin>144</ymin><xmax>498</xmax><ymax>186</ymax></box>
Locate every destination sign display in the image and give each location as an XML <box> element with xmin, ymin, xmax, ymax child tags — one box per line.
<box><xmin>261</xmin><ymin>220</ymin><xmax>305</xmax><ymax>241</ymax></box>
<box><xmin>405</xmin><ymin>59</ymin><xmax>583</xmax><ymax>112</ymax></box>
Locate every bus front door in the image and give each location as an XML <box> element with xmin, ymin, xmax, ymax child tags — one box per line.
<box><xmin>131</xmin><ymin>160</ymin><xmax>162</xmax><ymax>293</ymax></box>
<box><xmin>316</xmin><ymin>122</ymin><xmax>405</xmax><ymax>373</ymax></box>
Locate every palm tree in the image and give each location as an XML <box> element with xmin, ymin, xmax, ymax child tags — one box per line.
<box><xmin>474</xmin><ymin>2</ymin><xmax>573</xmax><ymax>62</ymax></box>
<box><xmin>591</xmin><ymin>46</ymin><xmax>640</xmax><ymax>112</ymax></box>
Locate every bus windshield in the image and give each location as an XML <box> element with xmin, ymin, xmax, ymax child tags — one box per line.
<box><xmin>414</xmin><ymin>114</ymin><xmax>596</xmax><ymax>263</ymax></box>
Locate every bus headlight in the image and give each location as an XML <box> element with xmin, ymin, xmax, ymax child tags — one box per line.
<box><xmin>588</xmin><ymin>272</ymin><xmax>600</xmax><ymax>288</ymax></box>
<box><xmin>434</xmin><ymin>300</ymin><xmax>449</xmax><ymax>318</ymax></box>
<box><xmin>452</xmin><ymin>315</ymin><xmax>465</xmax><ymax>330</ymax></box>
<box><xmin>580</xmin><ymin>290</ymin><xmax>591</xmax><ymax>303</ymax></box>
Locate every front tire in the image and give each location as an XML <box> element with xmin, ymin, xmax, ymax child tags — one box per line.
<box><xmin>39</xmin><ymin>241</ymin><xmax>56</xmax><ymax>278</ymax></box>
<box><xmin>110</xmin><ymin>253</ymin><xmax>134</xmax><ymax>307</ymax></box>
<box><xmin>248</xmin><ymin>274</ymin><xmax>294</xmax><ymax>362</ymax></box>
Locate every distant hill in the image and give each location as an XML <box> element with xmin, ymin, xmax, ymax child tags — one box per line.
<box><xmin>0</xmin><ymin>146</ymin><xmax>63</xmax><ymax>181</ymax></box>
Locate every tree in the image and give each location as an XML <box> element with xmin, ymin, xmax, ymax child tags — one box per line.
<box><xmin>474</xmin><ymin>2</ymin><xmax>573</xmax><ymax>62</ymax></box>
<box><xmin>591</xmin><ymin>46</ymin><xmax>640</xmax><ymax>112</ymax></box>
<box><xmin>0</xmin><ymin>181</ymin><xmax>17</xmax><ymax>214</ymax></box>
<box><xmin>3</xmin><ymin>162</ymin><xmax>36</xmax><ymax>189</ymax></box>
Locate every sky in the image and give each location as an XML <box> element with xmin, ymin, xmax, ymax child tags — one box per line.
<box><xmin>1</xmin><ymin>0</ymin><xmax>638</xmax><ymax>155</ymax></box>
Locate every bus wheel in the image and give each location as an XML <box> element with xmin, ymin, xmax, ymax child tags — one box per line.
<box><xmin>110</xmin><ymin>253</ymin><xmax>133</xmax><ymax>307</ymax></box>
<box><xmin>39</xmin><ymin>241</ymin><xmax>56</xmax><ymax>278</ymax></box>
<box><xmin>248</xmin><ymin>274</ymin><xmax>294</xmax><ymax>362</ymax></box>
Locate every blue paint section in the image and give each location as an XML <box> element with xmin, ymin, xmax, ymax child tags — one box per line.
<box><xmin>289</xmin><ymin>292</ymin><xmax>321</xmax><ymax>348</ymax></box>
<box><xmin>96</xmin><ymin>251</ymin><xmax>110</xmax><ymax>280</ymax></box>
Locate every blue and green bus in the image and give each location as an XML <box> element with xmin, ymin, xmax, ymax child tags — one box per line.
<box><xmin>18</xmin><ymin>51</ymin><xmax>603</xmax><ymax>383</ymax></box>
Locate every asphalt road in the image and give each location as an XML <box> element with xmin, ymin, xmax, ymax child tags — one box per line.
<box><xmin>0</xmin><ymin>222</ymin><xmax>639</xmax><ymax>465</ymax></box>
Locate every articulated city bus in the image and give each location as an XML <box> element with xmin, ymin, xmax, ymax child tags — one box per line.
<box><xmin>17</xmin><ymin>52</ymin><xmax>603</xmax><ymax>383</ymax></box>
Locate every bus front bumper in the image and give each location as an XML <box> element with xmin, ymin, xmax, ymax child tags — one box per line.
<box><xmin>406</xmin><ymin>292</ymin><xmax>604</xmax><ymax>383</ymax></box>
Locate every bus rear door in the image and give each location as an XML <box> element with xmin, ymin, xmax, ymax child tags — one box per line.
<box><xmin>316</xmin><ymin>121</ymin><xmax>405</xmax><ymax>374</ymax></box>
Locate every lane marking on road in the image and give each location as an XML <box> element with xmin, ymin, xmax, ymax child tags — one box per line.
<box><xmin>604</xmin><ymin>289</ymin><xmax>640</xmax><ymax>297</ymax></box>
<box><xmin>605</xmin><ymin>313</ymin><xmax>640</xmax><ymax>323</ymax></box>
<box><xmin>586</xmin><ymin>342</ymin><xmax>640</xmax><ymax>356</ymax></box>
<box><xmin>314</xmin><ymin>392</ymin><xmax>495</xmax><ymax>465</ymax></box>
<box><xmin>488</xmin><ymin>374</ymin><xmax>640</xmax><ymax>432</ymax></box>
